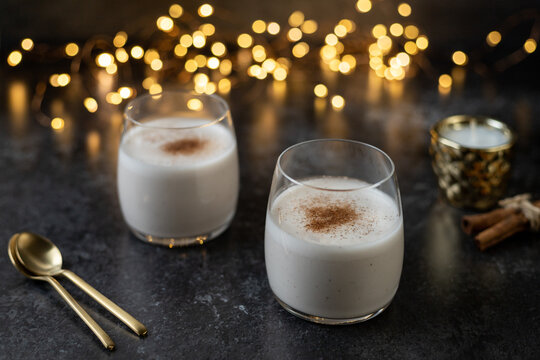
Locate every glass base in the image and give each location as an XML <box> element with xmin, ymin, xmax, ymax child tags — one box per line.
<box><xmin>129</xmin><ymin>220</ymin><xmax>231</xmax><ymax>247</ymax></box>
<box><xmin>275</xmin><ymin>296</ymin><xmax>391</xmax><ymax>325</ymax></box>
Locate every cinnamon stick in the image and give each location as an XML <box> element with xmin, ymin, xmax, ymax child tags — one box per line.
<box><xmin>461</xmin><ymin>200</ymin><xmax>540</xmax><ymax>235</ymax></box>
<box><xmin>474</xmin><ymin>213</ymin><xmax>529</xmax><ymax>251</ymax></box>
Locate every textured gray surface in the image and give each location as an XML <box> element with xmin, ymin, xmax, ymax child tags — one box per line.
<box><xmin>0</xmin><ymin>68</ymin><xmax>539</xmax><ymax>359</ymax></box>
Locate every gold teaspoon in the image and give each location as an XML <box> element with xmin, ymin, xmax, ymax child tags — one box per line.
<box><xmin>13</xmin><ymin>232</ymin><xmax>148</xmax><ymax>337</ymax></box>
<box><xmin>8</xmin><ymin>234</ymin><xmax>115</xmax><ymax>350</ymax></box>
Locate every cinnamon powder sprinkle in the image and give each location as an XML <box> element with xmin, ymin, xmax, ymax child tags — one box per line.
<box><xmin>303</xmin><ymin>202</ymin><xmax>359</xmax><ymax>233</ymax></box>
<box><xmin>161</xmin><ymin>138</ymin><xmax>206</xmax><ymax>155</ymax></box>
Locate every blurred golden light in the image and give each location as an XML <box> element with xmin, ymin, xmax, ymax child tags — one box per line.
<box><xmin>218</xmin><ymin>78</ymin><xmax>231</xmax><ymax>94</ymax></box>
<box><xmin>389</xmin><ymin>23</ymin><xmax>404</xmax><ymax>37</ymax></box>
<box><xmin>369</xmin><ymin>57</ymin><xmax>383</xmax><ymax>70</ymax></box>
<box><xmin>288</xmin><ymin>11</ymin><xmax>305</xmax><ymax>27</ymax></box>
<box><xmin>325</xmin><ymin>34</ymin><xmax>338</xmax><ymax>46</ymax></box>
<box><xmin>7</xmin><ymin>51</ymin><xmax>22</xmax><ymax>66</ymax></box>
<box><xmin>372</xmin><ymin>24</ymin><xmax>387</xmax><ymax>38</ymax></box>
<box><xmin>185</xmin><ymin>59</ymin><xmax>198</xmax><ymax>72</ymax></box>
<box><xmin>277</xmin><ymin>57</ymin><xmax>291</xmax><ymax>69</ymax></box>
<box><xmin>157</xmin><ymin>16</ymin><xmax>174</xmax><ymax>32</ymax></box>
<box><xmin>131</xmin><ymin>46</ymin><xmax>144</xmax><ymax>59</ymax></box>
<box><xmin>211</xmin><ymin>42</ymin><xmax>226</xmax><ymax>57</ymax></box>
<box><xmin>334</xmin><ymin>24</ymin><xmax>347</xmax><ymax>38</ymax></box>
<box><xmin>237</xmin><ymin>33</ymin><xmax>253</xmax><ymax>48</ymax></box>
<box><xmin>273</xmin><ymin>67</ymin><xmax>287</xmax><ymax>81</ymax></box>
<box><xmin>314</xmin><ymin>84</ymin><xmax>328</xmax><ymax>98</ymax></box>
<box><xmin>416</xmin><ymin>36</ymin><xmax>429</xmax><ymax>50</ymax></box>
<box><xmin>262</xmin><ymin>58</ymin><xmax>277</xmax><ymax>72</ymax></box>
<box><xmin>267</xmin><ymin>22</ymin><xmax>280</xmax><ymax>35</ymax></box>
<box><xmin>194</xmin><ymin>73</ymin><xmax>209</xmax><ymax>87</ymax></box>
<box><xmin>396</xmin><ymin>52</ymin><xmax>410</xmax><ymax>66</ymax></box>
<box><xmin>524</xmin><ymin>39</ymin><xmax>537</xmax><ymax>53</ymax></box>
<box><xmin>200</xmin><ymin>23</ymin><xmax>215</xmax><ymax>36</ymax></box>
<box><xmin>150</xmin><ymin>58</ymin><xmax>163</xmax><ymax>71</ymax></box>
<box><xmin>169</xmin><ymin>4</ymin><xmax>183</xmax><ymax>18</ymax></box>
<box><xmin>329</xmin><ymin>59</ymin><xmax>340</xmax><ymax>72</ymax></box>
<box><xmin>252</xmin><ymin>20</ymin><xmax>266</xmax><ymax>34</ymax></box>
<box><xmin>486</xmin><ymin>31</ymin><xmax>502</xmax><ymax>47</ymax></box>
<box><xmin>452</xmin><ymin>51</ymin><xmax>468</xmax><ymax>65</ymax></box>
<box><xmin>321</xmin><ymin>45</ymin><xmax>337</xmax><ymax>61</ymax></box>
<box><xmin>439</xmin><ymin>74</ymin><xmax>452</xmax><ymax>88</ymax></box>
<box><xmin>404</xmin><ymin>41</ymin><xmax>418</xmax><ymax>55</ymax></box>
<box><xmin>369</xmin><ymin>43</ymin><xmax>382</xmax><ymax>56</ymax></box>
<box><xmin>82</xmin><ymin>98</ymin><xmax>98</xmax><ymax>114</ymax></box>
<box><xmin>252</xmin><ymin>45</ymin><xmax>266</xmax><ymax>62</ymax></box>
<box><xmin>301</xmin><ymin>20</ymin><xmax>318</xmax><ymax>34</ymax></box>
<box><xmin>292</xmin><ymin>42</ymin><xmax>309</xmax><ymax>58</ymax></box>
<box><xmin>205</xmin><ymin>82</ymin><xmax>217</xmax><ymax>94</ymax></box>
<box><xmin>339</xmin><ymin>19</ymin><xmax>356</xmax><ymax>33</ymax></box>
<box><xmin>113</xmin><ymin>31</ymin><xmax>128</xmax><ymax>47</ymax></box>
<box><xmin>404</xmin><ymin>25</ymin><xmax>419</xmax><ymax>39</ymax></box>
<box><xmin>193</xmin><ymin>32</ymin><xmax>206</xmax><ymax>48</ymax></box>
<box><xmin>331</xmin><ymin>95</ymin><xmax>345</xmax><ymax>110</ymax></box>
<box><xmin>219</xmin><ymin>59</ymin><xmax>232</xmax><ymax>75</ymax></box>
<box><xmin>106</xmin><ymin>92</ymin><xmax>122</xmax><ymax>105</ymax></box>
<box><xmin>377</xmin><ymin>36</ymin><xmax>392</xmax><ymax>52</ymax></box>
<box><xmin>342</xmin><ymin>54</ymin><xmax>356</xmax><ymax>68</ymax></box>
<box><xmin>21</xmin><ymin>38</ymin><xmax>34</xmax><ymax>51</ymax></box>
<box><xmin>194</xmin><ymin>54</ymin><xmax>207</xmax><ymax>67</ymax></box>
<box><xmin>106</xmin><ymin>64</ymin><xmax>117</xmax><ymax>75</ymax></box>
<box><xmin>180</xmin><ymin>34</ymin><xmax>193</xmax><ymax>47</ymax></box>
<box><xmin>144</xmin><ymin>49</ymin><xmax>159</xmax><ymax>64</ymax></box>
<box><xmin>174</xmin><ymin>44</ymin><xmax>187</xmax><ymax>58</ymax></box>
<box><xmin>49</xmin><ymin>74</ymin><xmax>59</xmax><ymax>87</ymax></box>
<box><xmin>57</xmin><ymin>73</ymin><xmax>70</xmax><ymax>87</ymax></box>
<box><xmin>287</xmin><ymin>28</ymin><xmax>302</xmax><ymax>42</ymax></box>
<box><xmin>118</xmin><ymin>87</ymin><xmax>133</xmax><ymax>99</ymax></box>
<box><xmin>398</xmin><ymin>3</ymin><xmax>412</xmax><ymax>17</ymax></box>
<box><xmin>248</xmin><ymin>64</ymin><xmax>261</xmax><ymax>77</ymax></box>
<box><xmin>207</xmin><ymin>56</ymin><xmax>220</xmax><ymax>69</ymax></box>
<box><xmin>187</xmin><ymin>98</ymin><xmax>203</xmax><ymax>111</ymax></box>
<box><xmin>356</xmin><ymin>0</ymin><xmax>372</xmax><ymax>13</ymax></box>
<box><xmin>65</xmin><ymin>43</ymin><xmax>79</xmax><ymax>57</ymax></box>
<box><xmin>198</xmin><ymin>4</ymin><xmax>213</xmax><ymax>17</ymax></box>
<box><xmin>96</xmin><ymin>53</ymin><xmax>114</xmax><ymax>67</ymax></box>
<box><xmin>142</xmin><ymin>77</ymin><xmax>156</xmax><ymax>89</ymax></box>
<box><xmin>338</xmin><ymin>62</ymin><xmax>351</xmax><ymax>74</ymax></box>
<box><xmin>115</xmin><ymin>48</ymin><xmax>129</xmax><ymax>63</ymax></box>
<box><xmin>51</xmin><ymin>117</ymin><xmax>64</xmax><ymax>131</ymax></box>
<box><xmin>149</xmin><ymin>83</ymin><xmax>162</xmax><ymax>95</ymax></box>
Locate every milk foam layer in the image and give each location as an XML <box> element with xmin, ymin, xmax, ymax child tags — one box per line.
<box><xmin>272</xmin><ymin>177</ymin><xmax>399</xmax><ymax>246</ymax></box>
<box><xmin>121</xmin><ymin>118</ymin><xmax>234</xmax><ymax>166</ymax></box>
<box><xmin>118</xmin><ymin>117</ymin><xmax>239</xmax><ymax>239</ymax></box>
<box><xmin>265</xmin><ymin>176</ymin><xmax>403</xmax><ymax>319</ymax></box>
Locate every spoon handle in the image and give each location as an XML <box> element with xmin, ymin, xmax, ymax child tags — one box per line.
<box><xmin>62</xmin><ymin>270</ymin><xmax>148</xmax><ymax>337</ymax></box>
<box><xmin>45</xmin><ymin>276</ymin><xmax>115</xmax><ymax>351</ymax></box>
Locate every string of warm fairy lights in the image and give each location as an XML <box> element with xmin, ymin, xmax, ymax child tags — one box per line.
<box><xmin>5</xmin><ymin>1</ymin><xmax>540</xmax><ymax>131</ymax></box>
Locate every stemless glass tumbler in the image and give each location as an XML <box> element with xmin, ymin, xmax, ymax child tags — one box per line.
<box><xmin>265</xmin><ymin>139</ymin><xmax>404</xmax><ymax>324</ymax></box>
<box><xmin>117</xmin><ymin>90</ymin><xmax>239</xmax><ymax>247</ymax></box>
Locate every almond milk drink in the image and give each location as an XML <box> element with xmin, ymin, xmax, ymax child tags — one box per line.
<box><xmin>265</xmin><ymin>176</ymin><xmax>403</xmax><ymax>321</ymax></box>
<box><xmin>118</xmin><ymin>117</ymin><xmax>239</xmax><ymax>244</ymax></box>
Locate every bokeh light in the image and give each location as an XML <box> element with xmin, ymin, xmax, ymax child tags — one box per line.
<box><xmin>7</xmin><ymin>51</ymin><xmax>22</xmax><ymax>66</ymax></box>
<box><xmin>356</xmin><ymin>0</ymin><xmax>372</xmax><ymax>13</ymax></box>
<box><xmin>331</xmin><ymin>95</ymin><xmax>345</xmax><ymax>110</ymax></box>
<box><xmin>21</xmin><ymin>38</ymin><xmax>34</xmax><ymax>51</ymax></box>
<box><xmin>452</xmin><ymin>51</ymin><xmax>468</xmax><ymax>65</ymax></box>
<box><xmin>65</xmin><ymin>43</ymin><xmax>79</xmax><ymax>57</ymax></box>
<box><xmin>486</xmin><ymin>31</ymin><xmax>502</xmax><ymax>46</ymax></box>
<box><xmin>398</xmin><ymin>3</ymin><xmax>412</xmax><ymax>17</ymax></box>
<box><xmin>198</xmin><ymin>4</ymin><xmax>213</xmax><ymax>17</ymax></box>
<box><xmin>524</xmin><ymin>39</ymin><xmax>537</xmax><ymax>53</ymax></box>
<box><xmin>84</xmin><ymin>97</ymin><xmax>98</xmax><ymax>113</ymax></box>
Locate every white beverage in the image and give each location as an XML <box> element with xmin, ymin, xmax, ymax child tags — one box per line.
<box><xmin>265</xmin><ymin>176</ymin><xmax>404</xmax><ymax>319</ymax></box>
<box><xmin>117</xmin><ymin>117</ymin><xmax>239</xmax><ymax>239</ymax></box>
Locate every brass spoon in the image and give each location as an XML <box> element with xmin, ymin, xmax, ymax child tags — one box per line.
<box><xmin>8</xmin><ymin>234</ymin><xmax>115</xmax><ymax>350</ymax></box>
<box><xmin>13</xmin><ymin>232</ymin><xmax>147</xmax><ymax>337</ymax></box>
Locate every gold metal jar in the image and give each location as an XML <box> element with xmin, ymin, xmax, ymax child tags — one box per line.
<box><xmin>429</xmin><ymin>115</ymin><xmax>515</xmax><ymax>210</ymax></box>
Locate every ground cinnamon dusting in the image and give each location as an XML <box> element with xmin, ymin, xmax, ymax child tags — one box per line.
<box><xmin>161</xmin><ymin>138</ymin><xmax>206</xmax><ymax>155</ymax></box>
<box><xmin>303</xmin><ymin>201</ymin><xmax>359</xmax><ymax>233</ymax></box>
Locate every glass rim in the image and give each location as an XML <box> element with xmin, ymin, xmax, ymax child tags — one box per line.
<box><xmin>277</xmin><ymin>139</ymin><xmax>396</xmax><ymax>192</ymax></box>
<box><xmin>123</xmin><ymin>89</ymin><xmax>230</xmax><ymax>130</ymax></box>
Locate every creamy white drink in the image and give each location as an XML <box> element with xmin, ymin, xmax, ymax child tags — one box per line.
<box><xmin>265</xmin><ymin>176</ymin><xmax>403</xmax><ymax>320</ymax></box>
<box><xmin>118</xmin><ymin>117</ymin><xmax>239</xmax><ymax>240</ymax></box>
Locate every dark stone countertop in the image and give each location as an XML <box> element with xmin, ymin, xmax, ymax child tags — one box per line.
<box><xmin>0</xmin><ymin>69</ymin><xmax>539</xmax><ymax>359</ymax></box>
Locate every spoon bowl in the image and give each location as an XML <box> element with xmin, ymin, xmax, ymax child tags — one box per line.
<box><xmin>15</xmin><ymin>232</ymin><xmax>63</xmax><ymax>276</ymax></box>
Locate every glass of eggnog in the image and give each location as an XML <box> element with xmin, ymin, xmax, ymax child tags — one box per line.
<box><xmin>118</xmin><ymin>90</ymin><xmax>239</xmax><ymax>247</ymax></box>
<box><xmin>265</xmin><ymin>139</ymin><xmax>403</xmax><ymax>324</ymax></box>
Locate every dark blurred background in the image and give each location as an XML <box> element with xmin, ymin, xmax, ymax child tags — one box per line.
<box><xmin>1</xmin><ymin>0</ymin><xmax>538</xmax><ymax>50</ymax></box>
